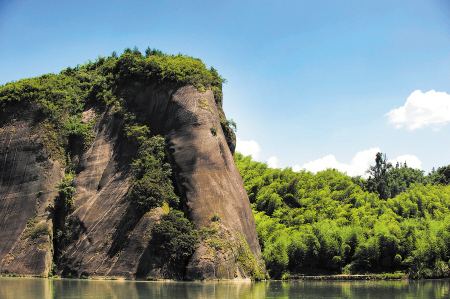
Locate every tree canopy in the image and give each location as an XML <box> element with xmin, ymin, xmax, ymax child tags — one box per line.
<box><xmin>235</xmin><ymin>152</ymin><xmax>450</xmax><ymax>279</ymax></box>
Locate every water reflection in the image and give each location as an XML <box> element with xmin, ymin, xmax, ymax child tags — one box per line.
<box><xmin>0</xmin><ymin>277</ymin><xmax>449</xmax><ymax>299</ymax></box>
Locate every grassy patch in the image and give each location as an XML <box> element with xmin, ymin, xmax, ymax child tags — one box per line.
<box><xmin>236</xmin><ymin>233</ymin><xmax>265</xmax><ymax>280</ymax></box>
<box><xmin>22</xmin><ymin>218</ymin><xmax>51</xmax><ymax>240</ymax></box>
<box><xmin>198</xmin><ymin>97</ymin><xmax>212</xmax><ymax>113</ymax></box>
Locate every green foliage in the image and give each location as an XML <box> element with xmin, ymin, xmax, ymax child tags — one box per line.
<box><xmin>236</xmin><ymin>233</ymin><xmax>265</xmax><ymax>280</ymax></box>
<box><xmin>101</xmin><ymin>50</ymin><xmax>226</xmax><ymax>95</ymax></box>
<box><xmin>211</xmin><ymin>212</ymin><xmax>221</xmax><ymax>222</ymax></box>
<box><xmin>150</xmin><ymin>210</ymin><xmax>198</xmax><ymax>279</ymax></box>
<box><xmin>429</xmin><ymin>165</ymin><xmax>450</xmax><ymax>186</ymax></box>
<box><xmin>235</xmin><ymin>152</ymin><xmax>450</xmax><ymax>279</ymax></box>
<box><xmin>364</xmin><ymin>152</ymin><xmax>428</xmax><ymax>199</ymax></box>
<box><xmin>128</xmin><ymin>174</ymin><xmax>177</xmax><ymax>210</ymax></box>
<box><xmin>32</xmin><ymin>223</ymin><xmax>52</xmax><ymax>239</ymax></box>
<box><xmin>22</xmin><ymin>218</ymin><xmax>51</xmax><ymax>239</ymax></box>
<box><xmin>220</xmin><ymin>118</ymin><xmax>237</xmax><ymax>150</ymax></box>
<box><xmin>200</xmin><ymin>222</ymin><xmax>227</xmax><ymax>251</ymax></box>
<box><xmin>125</xmin><ymin>123</ymin><xmax>179</xmax><ymax>211</ymax></box>
<box><xmin>198</xmin><ymin>97</ymin><xmax>211</xmax><ymax>112</ymax></box>
<box><xmin>27</xmin><ymin>218</ymin><xmax>39</xmax><ymax>228</ymax></box>
<box><xmin>210</xmin><ymin>125</ymin><xmax>217</xmax><ymax>136</ymax></box>
<box><xmin>220</xmin><ymin>118</ymin><xmax>236</xmax><ymax>132</ymax></box>
<box><xmin>54</xmin><ymin>173</ymin><xmax>76</xmax><ymax>218</ymax></box>
<box><xmin>65</xmin><ymin>115</ymin><xmax>96</xmax><ymax>150</ymax></box>
<box><xmin>53</xmin><ymin>173</ymin><xmax>78</xmax><ymax>260</ymax></box>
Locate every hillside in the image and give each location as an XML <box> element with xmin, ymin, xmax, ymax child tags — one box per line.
<box><xmin>234</xmin><ymin>153</ymin><xmax>450</xmax><ymax>279</ymax></box>
<box><xmin>0</xmin><ymin>48</ymin><xmax>264</xmax><ymax>280</ymax></box>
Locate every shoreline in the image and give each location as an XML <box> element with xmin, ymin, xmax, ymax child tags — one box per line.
<box><xmin>0</xmin><ymin>273</ymin><xmax>408</xmax><ymax>281</ymax></box>
<box><xmin>284</xmin><ymin>273</ymin><xmax>408</xmax><ymax>281</ymax></box>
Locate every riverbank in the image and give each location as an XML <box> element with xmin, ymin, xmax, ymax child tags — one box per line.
<box><xmin>0</xmin><ymin>271</ymin><xmax>410</xmax><ymax>281</ymax></box>
<box><xmin>284</xmin><ymin>273</ymin><xmax>407</xmax><ymax>281</ymax></box>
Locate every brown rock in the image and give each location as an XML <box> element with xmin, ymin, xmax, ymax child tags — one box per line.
<box><xmin>0</xmin><ymin>84</ymin><xmax>263</xmax><ymax>279</ymax></box>
<box><xmin>0</xmin><ymin>107</ymin><xmax>62</xmax><ymax>275</ymax></box>
<box><xmin>132</xmin><ymin>85</ymin><xmax>263</xmax><ymax>279</ymax></box>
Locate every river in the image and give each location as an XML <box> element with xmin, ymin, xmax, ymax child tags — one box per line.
<box><xmin>0</xmin><ymin>277</ymin><xmax>449</xmax><ymax>298</ymax></box>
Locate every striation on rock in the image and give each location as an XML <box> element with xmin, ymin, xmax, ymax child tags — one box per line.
<box><xmin>0</xmin><ymin>82</ymin><xmax>263</xmax><ymax>279</ymax></box>
<box><xmin>0</xmin><ymin>107</ymin><xmax>62</xmax><ymax>275</ymax></box>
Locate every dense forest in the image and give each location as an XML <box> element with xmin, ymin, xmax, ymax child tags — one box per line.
<box><xmin>235</xmin><ymin>152</ymin><xmax>450</xmax><ymax>279</ymax></box>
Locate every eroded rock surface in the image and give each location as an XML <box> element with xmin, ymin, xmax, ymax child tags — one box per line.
<box><xmin>132</xmin><ymin>85</ymin><xmax>262</xmax><ymax>279</ymax></box>
<box><xmin>0</xmin><ymin>85</ymin><xmax>263</xmax><ymax>279</ymax></box>
<box><xmin>57</xmin><ymin>109</ymin><xmax>167</xmax><ymax>278</ymax></box>
<box><xmin>0</xmin><ymin>108</ymin><xmax>62</xmax><ymax>275</ymax></box>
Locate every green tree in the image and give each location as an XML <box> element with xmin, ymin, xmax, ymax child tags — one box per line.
<box><xmin>430</xmin><ymin>165</ymin><xmax>450</xmax><ymax>186</ymax></box>
<box><xmin>150</xmin><ymin>211</ymin><xmax>198</xmax><ymax>279</ymax></box>
<box><xmin>366</xmin><ymin>152</ymin><xmax>393</xmax><ymax>199</ymax></box>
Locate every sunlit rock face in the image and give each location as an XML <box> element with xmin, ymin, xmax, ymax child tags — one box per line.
<box><xmin>0</xmin><ymin>107</ymin><xmax>62</xmax><ymax>275</ymax></box>
<box><xmin>129</xmin><ymin>85</ymin><xmax>262</xmax><ymax>279</ymax></box>
<box><xmin>0</xmin><ymin>85</ymin><xmax>262</xmax><ymax>279</ymax></box>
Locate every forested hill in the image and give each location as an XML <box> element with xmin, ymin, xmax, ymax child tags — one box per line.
<box><xmin>235</xmin><ymin>152</ymin><xmax>450</xmax><ymax>279</ymax></box>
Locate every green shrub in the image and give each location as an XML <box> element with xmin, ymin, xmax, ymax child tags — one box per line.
<box><xmin>210</xmin><ymin>125</ymin><xmax>217</xmax><ymax>136</ymax></box>
<box><xmin>22</xmin><ymin>218</ymin><xmax>51</xmax><ymax>239</ymax></box>
<box><xmin>27</xmin><ymin>218</ymin><xmax>39</xmax><ymax>228</ymax></box>
<box><xmin>211</xmin><ymin>212</ymin><xmax>221</xmax><ymax>222</ymax></box>
<box><xmin>128</xmin><ymin>174</ymin><xmax>177</xmax><ymax>210</ymax></box>
<box><xmin>31</xmin><ymin>223</ymin><xmax>51</xmax><ymax>239</ymax></box>
<box><xmin>150</xmin><ymin>210</ymin><xmax>198</xmax><ymax>278</ymax></box>
<box><xmin>237</xmin><ymin>233</ymin><xmax>264</xmax><ymax>280</ymax></box>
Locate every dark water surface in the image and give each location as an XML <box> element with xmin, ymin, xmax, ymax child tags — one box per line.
<box><xmin>0</xmin><ymin>277</ymin><xmax>449</xmax><ymax>299</ymax></box>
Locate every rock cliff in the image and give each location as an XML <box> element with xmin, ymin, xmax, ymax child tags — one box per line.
<box><xmin>0</xmin><ymin>106</ymin><xmax>62</xmax><ymax>275</ymax></box>
<box><xmin>132</xmin><ymin>85</ymin><xmax>262</xmax><ymax>279</ymax></box>
<box><xmin>0</xmin><ymin>52</ymin><xmax>264</xmax><ymax>279</ymax></box>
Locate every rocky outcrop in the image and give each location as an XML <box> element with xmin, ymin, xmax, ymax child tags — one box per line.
<box><xmin>0</xmin><ymin>107</ymin><xmax>62</xmax><ymax>275</ymax></box>
<box><xmin>0</xmin><ymin>84</ymin><xmax>263</xmax><ymax>279</ymax></box>
<box><xmin>132</xmin><ymin>85</ymin><xmax>263</xmax><ymax>279</ymax></box>
<box><xmin>56</xmin><ymin>108</ymin><xmax>169</xmax><ymax>278</ymax></box>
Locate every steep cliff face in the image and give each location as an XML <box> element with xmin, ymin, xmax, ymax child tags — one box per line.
<box><xmin>0</xmin><ymin>107</ymin><xmax>62</xmax><ymax>275</ymax></box>
<box><xmin>0</xmin><ymin>52</ymin><xmax>263</xmax><ymax>279</ymax></box>
<box><xmin>132</xmin><ymin>85</ymin><xmax>262</xmax><ymax>279</ymax></box>
<box><xmin>55</xmin><ymin>108</ymin><xmax>169</xmax><ymax>278</ymax></box>
<box><xmin>56</xmin><ymin>85</ymin><xmax>262</xmax><ymax>279</ymax></box>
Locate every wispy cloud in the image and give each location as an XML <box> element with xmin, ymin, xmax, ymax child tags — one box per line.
<box><xmin>293</xmin><ymin>148</ymin><xmax>380</xmax><ymax>176</ymax></box>
<box><xmin>293</xmin><ymin>148</ymin><xmax>423</xmax><ymax>176</ymax></box>
<box><xmin>267</xmin><ymin>156</ymin><xmax>279</xmax><ymax>168</ymax></box>
<box><xmin>389</xmin><ymin>154</ymin><xmax>422</xmax><ymax>169</ymax></box>
<box><xmin>386</xmin><ymin>90</ymin><xmax>450</xmax><ymax>130</ymax></box>
<box><xmin>236</xmin><ymin>138</ymin><xmax>261</xmax><ymax>159</ymax></box>
<box><xmin>236</xmin><ymin>138</ymin><xmax>423</xmax><ymax>176</ymax></box>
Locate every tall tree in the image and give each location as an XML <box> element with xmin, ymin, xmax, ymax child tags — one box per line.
<box><xmin>366</xmin><ymin>152</ymin><xmax>393</xmax><ymax>199</ymax></box>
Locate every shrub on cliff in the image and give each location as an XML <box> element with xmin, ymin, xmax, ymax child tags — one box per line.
<box><xmin>125</xmin><ymin>124</ymin><xmax>179</xmax><ymax>211</ymax></box>
<box><xmin>150</xmin><ymin>210</ymin><xmax>198</xmax><ymax>279</ymax></box>
<box><xmin>128</xmin><ymin>173</ymin><xmax>178</xmax><ymax>210</ymax></box>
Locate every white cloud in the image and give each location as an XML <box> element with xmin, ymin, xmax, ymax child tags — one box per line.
<box><xmin>389</xmin><ymin>155</ymin><xmax>422</xmax><ymax>169</ymax></box>
<box><xmin>267</xmin><ymin>156</ymin><xmax>279</xmax><ymax>168</ymax></box>
<box><xmin>386</xmin><ymin>90</ymin><xmax>450</xmax><ymax>130</ymax></box>
<box><xmin>236</xmin><ymin>138</ymin><xmax>261</xmax><ymax>159</ymax></box>
<box><xmin>293</xmin><ymin>148</ymin><xmax>423</xmax><ymax>177</ymax></box>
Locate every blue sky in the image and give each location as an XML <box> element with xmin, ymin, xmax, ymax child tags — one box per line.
<box><xmin>1</xmin><ymin>0</ymin><xmax>449</xmax><ymax>175</ymax></box>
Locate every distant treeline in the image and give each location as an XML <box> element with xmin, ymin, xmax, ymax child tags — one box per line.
<box><xmin>235</xmin><ymin>152</ymin><xmax>450</xmax><ymax>279</ymax></box>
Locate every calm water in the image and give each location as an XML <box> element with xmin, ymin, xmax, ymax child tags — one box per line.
<box><xmin>0</xmin><ymin>277</ymin><xmax>449</xmax><ymax>299</ymax></box>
